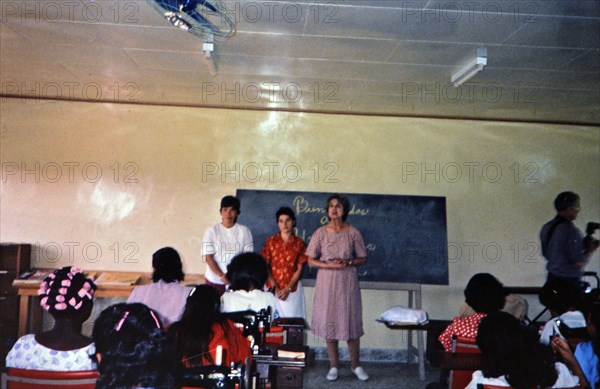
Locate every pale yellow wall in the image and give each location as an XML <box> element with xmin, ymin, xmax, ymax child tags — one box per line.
<box><xmin>1</xmin><ymin>98</ymin><xmax>599</xmax><ymax>350</ymax></box>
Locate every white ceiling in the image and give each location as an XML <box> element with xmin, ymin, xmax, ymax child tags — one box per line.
<box><xmin>1</xmin><ymin>0</ymin><xmax>599</xmax><ymax>124</ymax></box>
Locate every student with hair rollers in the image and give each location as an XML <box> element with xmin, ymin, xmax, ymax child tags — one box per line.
<box><xmin>6</xmin><ymin>266</ymin><xmax>97</xmax><ymax>371</ymax></box>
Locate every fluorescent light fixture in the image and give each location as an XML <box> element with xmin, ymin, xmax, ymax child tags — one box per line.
<box><xmin>451</xmin><ymin>48</ymin><xmax>487</xmax><ymax>87</ymax></box>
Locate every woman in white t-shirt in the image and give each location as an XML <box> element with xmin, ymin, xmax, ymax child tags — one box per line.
<box><xmin>221</xmin><ymin>252</ymin><xmax>278</xmax><ymax>320</ymax></box>
<box><xmin>538</xmin><ymin>277</ymin><xmax>586</xmax><ymax>345</ymax></box>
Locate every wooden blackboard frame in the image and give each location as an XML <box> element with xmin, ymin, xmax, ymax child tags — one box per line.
<box><xmin>236</xmin><ymin>189</ymin><xmax>449</xmax><ymax>286</ymax></box>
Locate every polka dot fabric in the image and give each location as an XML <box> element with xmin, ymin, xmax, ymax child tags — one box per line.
<box><xmin>438</xmin><ymin>313</ymin><xmax>486</xmax><ymax>352</ymax></box>
<box><xmin>6</xmin><ymin>334</ymin><xmax>96</xmax><ymax>371</ymax></box>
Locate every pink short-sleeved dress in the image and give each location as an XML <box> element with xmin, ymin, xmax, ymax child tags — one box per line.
<box><xmin>306</xmin><ymin>225</ymin><xmax>367</xmax><ymax>341</ymax></box>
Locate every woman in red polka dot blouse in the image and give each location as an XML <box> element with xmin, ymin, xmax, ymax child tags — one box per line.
<box><xmin>438</xmin><ymin>273</ymin><xmax>506</xmax><ymax>351</ymax></box>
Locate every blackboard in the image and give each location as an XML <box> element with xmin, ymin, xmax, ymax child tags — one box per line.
<box><xmin>236</xmin><ymin>189</ymin><xmax>448</xmax><ymax>286</ymax></box>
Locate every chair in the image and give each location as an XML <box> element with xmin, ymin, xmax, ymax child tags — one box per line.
<box><xmin>448</xmin><ymin>336</ymin><xmax>481</xmax><ymax>389</ymax></box>
<box><xmin>4</xmin><ymin>368</ymin><xmax>99</xmax><ymax>389</ymax></box>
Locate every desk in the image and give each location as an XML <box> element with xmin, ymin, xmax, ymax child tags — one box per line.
<box><xmin>253</xmin><ymin>344</ymin><xmax>308</xmax><ymax>389</ymax></box>
<box><xmin>382</xmin><ymin>320</ymin><xmax>451</xmax><ymax>381</ymax></box>
<box><xmin>439</xmin><ymin>352</ymin><xmax>483</xmax><ymax>371</ymax></box>
<box><xmin>272</xmin><ymin>317</ymin><xmax>308</xmax><ymax>345</ymax></box>
<box><xmin>12</xmin><ymin>271</ymin><xmax>205</xmax><ymax>336</ymax></box>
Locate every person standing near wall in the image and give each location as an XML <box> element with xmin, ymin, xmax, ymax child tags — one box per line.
<box><xmin>261</xmin><ymin>206</ymin><xmax>308</xmax><ymax>319</ymax></box>
<box><xmin>306</xmin><ymin>194</ymin><xmax>369</xmax><ymax>382</ymax></box>
<box><xmin>540</xmin><ymin>191</ymin><xmax>599</xmax><ymax>287</ymax></box>
<box><xmin>202</xmin><ymin>195</ymin><xmax>254</xmax><ymax>296</ymax></box>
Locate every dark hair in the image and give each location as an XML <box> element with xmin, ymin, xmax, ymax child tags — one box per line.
<box><xmin>152</xmin><ymin>247</ymin><xmax>184</xmax><ymax>283</ymax></box>
<box><xmin>37</xmin><ymin>266</ymin><xmax>96</xmax><ymax>317</ymax></box>
<box><xmin>539</xmin><ymin>278</ymin><xmax>583</xmax><ymax>315</ymax></box>
<box><xmin>170</xmin><ymin>285</ymin><xmax>230</xmax><ymax>367</ymax></box>
<box><xmin>477</xmin><ymin>311</ymin><xmax>559</xmax><ymax>389</ymax></box>
<box><xmin>276</xmin><ymin>206</ymin><xmax>296</xmax><ymax>224</ymax></box>
<box><xmin>464</xmin><ymin>273</ymin><xmax>505</xmax><ymax>314</ymax></box>
<box><xmin>588</xmin><ymin>302</ymin><xmax>600</xmax><ymax>377</ymax></box>
<box><xmin>326</xmin><ymin>194</ymin><xmax>350</xmax><ymax>222</ymax></box>
<box><xmin>226</xmin><ymin>252</ymin><xmax>269</xmax><ymax>291</ymax></box>
<box><xmin>220</xmin><ymin>195</ymin><xmax>241</xmax><ymax>213</ymax></box>
<box><xmin>92</xmin><ymin>303</ymin><xmax>174</xmax><ymax>389</ymax></box>
<box><xmin>554</xmin><ymin>191</ymin><xmax>580</xmax><ymax>212</ymax></box>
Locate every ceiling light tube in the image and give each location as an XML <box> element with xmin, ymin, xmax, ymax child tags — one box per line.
<box><xmin>451</xmin><ymin>48</ymin><xmax>487</xmax><ymax>87</ymax></box>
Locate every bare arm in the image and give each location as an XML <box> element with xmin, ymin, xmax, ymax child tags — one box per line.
<box><xmin>204</xmin><ymin>254</ymin><xmax>227</xmax><ymax>283</ymax></box>
<box><xmin>551</xmin><ymin>337</ymin><xmax>590</xmax><ymax>388</ymax></box>
<box><xmin>277</xmin><ymin>262</ymin><xmax>305</xmax><ymax>300</ymax></box>
<box><xmin>343</xmin><ymin>257</ymin><xmax>366</xmax><ymax>267</ymax></box>
<box><xmin>308</xmin><ymin>257</ymin><xmax>345</xmax><ymax>269</ymax></box>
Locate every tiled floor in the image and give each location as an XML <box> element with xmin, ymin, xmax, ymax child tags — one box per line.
<box><xmin>302</xmin><ymin>359</ymin><xmax>441</xmax><ymax>389</ymax></box>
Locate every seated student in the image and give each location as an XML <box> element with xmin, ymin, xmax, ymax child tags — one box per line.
<box><xmin>438</xmin><ymin>273</ymin><xmax>506</xmax><ymax>352</ymax></box>
<box><xmin>221</xmin><ymin>252</ymin><xmax>278</xmax><ymax>320</ymax></box>
<box><xmin>169</xmin><ymin>285</ymin><xmax>251</xmax><ymax>369</ymax></box>
<box><xmin>552</xmin><ymin>301</ymin><xmax>600</xmax><ymax>388</ymax></box>
<box><xmin>92</xmin><ymin>302</ymin><xmax>174</xmax><ymax>389</ymax></box>
<box><xmin>539</xmin><ymin>277</ymin><xmax>586</xmax><ymax>345</ymax></box>
<box><xmin>6</xmin><ymin>266</ymin><xmax>96</xmax><ymax>371</ymax></box>
<box><xmin>127</xmin><ymin>247</ymin><xmax>192</xmax><ymax>327</ymax></box>
<box><xmin>466</xmin><ymin>311</ymin><xmax>580</xmax><ymax>389</ymax></box>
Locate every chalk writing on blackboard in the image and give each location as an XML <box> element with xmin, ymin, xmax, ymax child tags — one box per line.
<box><xmin>237</xmin><ymin>189</ymin><xmax>448</xmax><ymax>285</ymax></box>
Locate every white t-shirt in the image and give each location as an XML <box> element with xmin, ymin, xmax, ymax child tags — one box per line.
<box><xmin>465</xmin><ymin>362</ymin><xmax>579</xmax><ymax>389</ymax></box>
<box><xmin>221</xmin><ymin>289</ymin><xmax>278</xmax><ymax>320</ymax></box>
<box><xmin>202</xmin><ymin>223</ymin><xmax>253</xmax><ymax>284</ymax></box>
<box><xmin>539</xmin><ymin>310</ymin><xmax>586</xmax><ymax>345</ymax></box>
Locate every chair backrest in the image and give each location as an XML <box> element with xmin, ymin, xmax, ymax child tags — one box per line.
<box><xmin>5</xmin><ymin>368</ymin><xmax>99</xmax><ymax>389</ymax></box>
<box><xmin>453</xmin><ymin>336</ymin><xmax>480</xmax><ymax>354</ymax></box>
<box><xmin>449</xmin><ymin>336</ymin><xmax>481</xmax><ymax>389</ymax></box>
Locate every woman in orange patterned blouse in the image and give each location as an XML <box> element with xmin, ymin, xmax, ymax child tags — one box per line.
<box><xmin>261</xmin><ymin>207</ymin><xmax>308</xmax><ymax>318</ymax></box>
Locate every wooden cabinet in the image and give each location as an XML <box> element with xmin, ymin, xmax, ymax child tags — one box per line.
<box><xmin>0</xmin><ymin>243</ymin><xmax>31</xmax><ymax>371</ymax></box>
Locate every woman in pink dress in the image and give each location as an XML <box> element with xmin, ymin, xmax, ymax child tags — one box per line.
<box><xmin>306</xmin><ymin>194</ymin><xmax>369</xmax><ymax>382</ymax></box>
